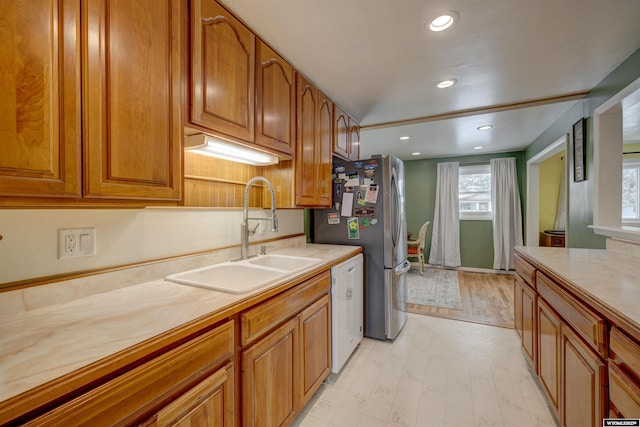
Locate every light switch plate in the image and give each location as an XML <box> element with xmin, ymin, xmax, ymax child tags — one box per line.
<box><xmin>58</xmin><ymin>228</ymin><xmax>96</xmax><ymax>259</ymax></box>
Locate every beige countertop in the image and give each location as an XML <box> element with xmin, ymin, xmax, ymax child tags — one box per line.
<box><xmin>515</xmin><ymin>246</ymin><xmax>640</xmax><ymax>337</ymax></box>
<box><xmin>0</xmin><ymin>243</ymin><xmax>361</xmax><ymax>406</ymax></box>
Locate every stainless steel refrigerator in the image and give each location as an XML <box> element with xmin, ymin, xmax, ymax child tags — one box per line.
<box><xmin>313</xmin><ymin>154</ymin><xmax>409</xmax><ymax>340</ymax></box>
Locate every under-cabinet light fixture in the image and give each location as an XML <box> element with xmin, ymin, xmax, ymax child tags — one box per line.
<box><xmin>477</xmin><ymin>124</ymin><xmax>493</xmax><ymax>131</ymax></box>
<box><xmin>185</xmin><ymin>134</ymin><xmax>279</xmax><ymax>166</ymax></box>
<box><xmin>400</xmin><ymin>136</ymin><xmax>410</xmax><ymax>140</ymax></box>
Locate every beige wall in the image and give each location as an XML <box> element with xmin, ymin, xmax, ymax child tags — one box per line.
<box><xmin>0</xmin><ymin>208</ymin><xmax>304</xmax><ymax>284</ymax></box>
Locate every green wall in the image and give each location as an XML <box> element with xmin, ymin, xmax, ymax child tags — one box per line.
<box><xmin>525</xmin><ymin>46</ymin><xmax>640</xmax><ymax>249</ymax></box>
<box><xmin>405</xmin><ymin>151</ymin><xmax>525</xmax><ymax>269</ymax></box>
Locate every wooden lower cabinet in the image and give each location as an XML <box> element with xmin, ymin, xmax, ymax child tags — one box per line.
<box><xmin>537</xmin><ymin>298</ymin><xmax>561</xmax><ymax>417</ymax></box>
<box><xmin>242</xmin><ymin>317</ymin><xmax>299</xmax><ymax>427</ymax></box>
<box><xmin>561</xmin><ymin>325</ymin><xmax>607</xmax><ymax>427</ymax></box>
<box><xmin>300</xmin><ymin>294</ymin><xmax>332</xmax><ymax>406</ymax></box>
<box><xmin>609</xmin><ymin>361</ymin><xmax>640</xmax><ymax>417</ymax></box>
<box><xmin>25</xmin><ymin>320</ymin><xmax>235</xmax><ymax>426</ymax></box>
<box><xmin>609</xmin><ymin>326</ymin><xmax>640</xmax><ymax>417</ymax></box>
<box><xmin>241</xmin><ymin>272</ymin><xmax>332</xmax><ymax>427</ymax></box>
<box><xmin>148</xmin><ymin>363</ymin><xmax>235</xmax><ymax>427</ymax></box>
<box><xmin>514</xmin><ymin>277</ymin><xmax>523</xmax><ymax>338</ymax></box>
<box><xmin>521</xmin><ymin>279</ymin><xmax>537</xmax><ymax>371</ymax></box>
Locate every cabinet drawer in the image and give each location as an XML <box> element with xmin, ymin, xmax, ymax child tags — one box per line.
<box><xmin>609</xmin><ymin>360</ymin><xmax>640</xmax><ymax>417</ymax></box>
<box><xmin>26</xmin><ymin>320</ymin><xmax>235</xmax><ymax>426</ymax></box>
<box><xmin>536</xmin><ymin>272</ymin><xmax>607</xmax><ymax>358</ymax></box>
<box><xmin>514</xmin><ymin>254</ymin><xmax>536</xmax><ymax>288</ymax></box>
<box><xmin>610</xmin><ymin>326</ymin><xmax>640</xmax><ymax>381</ymax></box>
<box><xmin>241</xmin><ymin>271</ymin><xmax>330</xmax><ymax>346</ymax></box>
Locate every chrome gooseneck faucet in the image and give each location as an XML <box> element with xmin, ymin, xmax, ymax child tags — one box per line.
<box><xmin>241</xmin><ymin>176</ymin><xmax>278</xmax><ymax>259</ymax></box>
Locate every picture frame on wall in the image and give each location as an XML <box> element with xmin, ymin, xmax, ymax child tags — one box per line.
<box><xmin>573</xmin><ymin>117</ymin><xmax>586</xmax><ymax>182</ymax></box>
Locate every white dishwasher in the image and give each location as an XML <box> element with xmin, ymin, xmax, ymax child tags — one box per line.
<box><xmin>331</xmin><ymin>253</ymin><xmax>364</xmax><ymax>373</ymax></box>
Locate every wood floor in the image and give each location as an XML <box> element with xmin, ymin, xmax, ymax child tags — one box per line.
<box><xmin>405</xmin><ymin>270</ymin><xmax>515</xmax><ymax>329</ymax></box>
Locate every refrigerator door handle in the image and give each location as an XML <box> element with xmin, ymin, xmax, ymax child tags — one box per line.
<box><xmin>395</xmin><ymin>260</ymin><xmax>411</xmax><ymax>275</ymax></box>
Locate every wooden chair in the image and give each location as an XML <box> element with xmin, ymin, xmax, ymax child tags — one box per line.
<box><xmin>407</xmin><ymin>221</ymin><xmax>429</xmax><ymax>274</ymax></box>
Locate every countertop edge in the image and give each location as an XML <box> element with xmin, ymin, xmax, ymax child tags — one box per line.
<box><xmin>0</xmin><ymin>245</ymin><xmax>363</xmax><ymax>424</ymax></box>
<box><xmin>514</xmin><ymin>246</ymin><xmax>640</xmax><ymax>343</ymax></box>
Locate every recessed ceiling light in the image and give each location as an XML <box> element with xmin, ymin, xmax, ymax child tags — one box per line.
<box><xmin>428</xmin><ymin>12</ymin><xmax>457</xmax><ymax>32</ymax></box>
<box><xmin>473</xmin><ymin>146</ymin><xmax>484</xmax><ymax>150</ymax></box>
<box><xmin>412</xmin><ymin>152</ymin><xmax>421</xmax><ymax>156</ymax></box>
<box><xmin>436</xmin><ymin>79</ymin><xmax>457</xmax><ymax>89</ymax></box>
<box><xmin>477</xmin><ymin>124</ymin><xmax>493</xmax><ymax>131</ymax></box>
<box><xmin>400</xmin><ymin>136</ymin><xmax>410</xmax><ymax>140</ymax></box>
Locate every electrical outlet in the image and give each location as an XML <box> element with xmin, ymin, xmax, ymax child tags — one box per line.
<box><xmin>59</xmin><ymin>228</ymin><xmax>96</xmax><ymax>259</ymax></box>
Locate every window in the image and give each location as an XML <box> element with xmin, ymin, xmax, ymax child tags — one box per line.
<box><xmin>459</xmin><ymin>164</ymin><xmax>492</xmax><ymax>220</ymax></box>
<box><xmin>623</xmin><ymin>159</ymin><xmax>640</xmax><ymax>223</ymax></box>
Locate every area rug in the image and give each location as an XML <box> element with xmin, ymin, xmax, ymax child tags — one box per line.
<box><xmin>404</xmin><ymin>269</ymin><xmax>462</xmax><ymax>310</ymax></box>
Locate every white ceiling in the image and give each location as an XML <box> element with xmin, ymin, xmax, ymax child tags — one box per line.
<box><xmin>220</xmin><ymin>0</ymin><xmax>640</xmax><ymax>160</ymax></box>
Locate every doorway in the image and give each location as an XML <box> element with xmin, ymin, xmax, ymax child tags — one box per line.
<box><xmin>526</xmin><ymin>135</ymin><xmax>569</xmax><ymax>246</ymax></box>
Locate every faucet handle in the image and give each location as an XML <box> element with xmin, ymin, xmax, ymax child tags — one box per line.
<box><xmin>260</xmin><ymin>245</ymin><xmax>267</xmax><ymax>255</ymax></box>
<box><xmin>248</xmin><ymin>223</ymin><xmax>260</xmax><ymax>236</ymax></box>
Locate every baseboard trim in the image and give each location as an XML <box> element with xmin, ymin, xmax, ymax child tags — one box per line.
<box><xmin>423</xmin><ymin>264</ymin><xmax>515</xmax><ymax>275</ymax></box>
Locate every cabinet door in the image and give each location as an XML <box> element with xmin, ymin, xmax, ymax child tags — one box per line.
<box><xmin>152</xmin><ymin>363</ymin><xmax>235</xmax><ymax>427</ymax></box>
<box><xmin>333</xmin><ymin>105</ymin><xmax>350</xmax><ymax>160</ymax></box>
<box><xmin>242</xmin><ymin>317</ymin><xmax>299</xmax><ymax>427</ymax></box>
<box><xmin>255</xmin><ymin>40</ymin><xmax>294</xmax><ymax>157</ymax></box>
<box><xmin>316</xmin><ymin>92</ymin><xmax>333</xmax><ymax>207</ymax></box>
<box><xmin>348</xmin><ymin>119</ymin><xmax>360</xmax><ymax>160</ymax></box>
<box><xmin>295</xmin><ymin>74</ymin><xmax>318</xmax><ymax>207</ymax></box>
<box><xmin>83</xmin><ymin>0</ymin><xmax>182</xmax><ymax>201</ymax></box>
<box><xmin>514</xmin><ymin>276</ymin><xmax>523</xmax><ymax>338</ymax></box>
<box><xmin>561</xmin><ymin>325</ymin><xmax>607</xmax><ymax>427</ymax></box>
<box><xmin>191</xmin><ymin>0</ymin><xmax>255</xmax><ymax>142</ymax></box>
<box><xmin>300</xmin><ymin>295</ymin><xmax>332</xmax><ymax>406</ymax></box>
<box><xmin>538</xmin><ymin>298</ymin><xmax>561</xmax><ymax>417</ymax></box>
<box><xmin>522</xmin><ymin>282</ymin><xmax>537</xmax><ymax>371</ymax></box>
<box><xmin>0</xmin><ymin>0</ymin><xmax>81</xmax><ymax>200</ymax></box>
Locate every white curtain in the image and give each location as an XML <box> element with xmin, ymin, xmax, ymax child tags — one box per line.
<box><xmin>428</xmin><ymin>162</ymin><xmax>461</xmax><ymax>267</ymax></box>
<box><xmin>491</xmin><ymin>158</ymin><xmax>523</xmax><ymax>270</ymax></box>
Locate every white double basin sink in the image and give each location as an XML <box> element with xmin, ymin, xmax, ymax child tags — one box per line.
<box><xmin>165</xmin><ymin>254</ymin><xmax>323</xmax><ymax>294</ymax></box>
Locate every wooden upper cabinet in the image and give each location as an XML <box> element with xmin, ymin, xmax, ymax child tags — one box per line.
<box><xmin>191</xmin><ymin>0</ymin><xmax>255</xmax><ymax>142</ymax></box>
<box><xmin>333</xmin><ymin>105</ymin><xmax>350</xmax><ymax>160</ymax></box>
<box><xmin>295</xmin><ymin>74</ymin><xmax>318</xmax><ymax>207</ymax></box>
<box><xmin>295</xmin><ymin>74</ymin><xmax>332</xmax><ymax>208</ymax></box>
<box><xmin>332</xmin><ymin>104</ymin><xmax>360</xmax><ymax>161</ymax></box>
<box><xmin>349</xmin><ymin>119</ymin><xmax>360</xmax><ymax>160</ymax></box>
<box><xmin>83</xmin><ymin>0</ymin><xmax>183</xmax><ymax>201</ymax></box>
<box><xmin>0</xmin><ymin>0</ymin><xmax>81</xmax><ymax>199</ymax></box>
<box><xmin>316</xmin><ymin>92</ymin><xmax>333</xmax><ymax>207</ymax></box>
<box><xmin>255</xmin><ymin>40</ymin><xmax>295</xmax><ymax>157</ymax></box>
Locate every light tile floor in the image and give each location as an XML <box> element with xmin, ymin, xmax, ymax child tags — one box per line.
<box><xmin>293</xmin><ymin>313</ymin><xmax>557</xmax><ymax>427</ymax></box>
